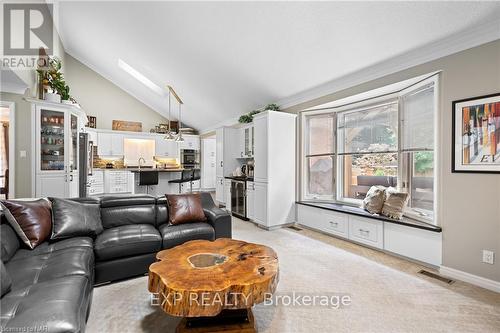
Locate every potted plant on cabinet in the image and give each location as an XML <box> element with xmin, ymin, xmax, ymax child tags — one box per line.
<box><xmin>37</xmin><ymin>57</ymin><xmax>73</xmax><ymax>104</ymax></box>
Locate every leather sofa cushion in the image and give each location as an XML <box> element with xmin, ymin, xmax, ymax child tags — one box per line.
<box><xmin>49</xmin><ymin>197</ymin><xmax>103</xmax><ymax>240</ymax></box>
<box><xmin>155</xmin><ymin>196</ymin><xmax>168</xmax><ymax>227</ymax></box>
<box><xmin>1</xmin><ymin>261</ymin><xmax>11</xmax><ymax>297</ymax></box>
<box><xmin>10</xmin><ymin>237</ymin><xmax>93</xmax><ymax>262</ymax></box>
<box><xmin>159</xmin><ymin>222</ymin><xmax>215</xmax><ymax>249</ymax></box>
<box><xmin>166</xmin><ymin>193</ymin><xmax>207</xmax><ymax>225</ymax></box>
<box><xmin>5</xmin><ymin>247</ymin><xmax>94</xmax><ymax>291</ymax></box>
<box><xmin>94</xmin><ymin>224</ymin><xmax>161</xmax><ymax>261</ymax></box>
<box><xmin>0</xmin><ymin>199</ymin><xmax>52</xmax><ymax>249</ymax></box>
<box><xmin>0</xmin><ymin>223</ymin><xmax>19</xmax><ymax>262</ymax></box>
<box><xmin>0</xmin><ymin>276</ymin><xmax>91</xmax><ymax>333</ymax></box>
<box><xmin>100</xmin><ymin>196</ymin><xmax>156</xmax><ymax>229</ymax></box>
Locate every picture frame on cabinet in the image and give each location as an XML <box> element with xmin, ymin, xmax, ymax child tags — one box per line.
<box><xmin>86</xmin><ymin>116</ymin><xmax>97</xmax><ymax>128</ymax></box>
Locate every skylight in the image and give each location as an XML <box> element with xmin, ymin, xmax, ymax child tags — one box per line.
<box><xmin>118</xmin><ymin>58</ymin><xmax>163</xmax><ymax>96</ymax></box>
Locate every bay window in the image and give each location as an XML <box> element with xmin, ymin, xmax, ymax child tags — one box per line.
<box><xmin>337</xmin><ymin>101</ymin><xmax>399</xmax><ymax>201</ymax></box>
<box><xmin>304</xmin><ymin>114</ymin><xmax>335</xmax><ymax>200</ymax></box>
<box><xmin>300</xmin><ymin>75</ymin><xmax>438</xmax><ymax>223</ymax></box>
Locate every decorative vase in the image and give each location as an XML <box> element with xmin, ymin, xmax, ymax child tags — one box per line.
<box><xmin>45</xmin><ymin>92</ymin><xmax>61</xmax><ymax>103</ymax></box>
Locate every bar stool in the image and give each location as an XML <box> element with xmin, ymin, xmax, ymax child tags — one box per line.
<box><xmin>191</xmin><ymin>169</ymin><xmax>201</xmax><ymax>191</ymax></box>
<box><xmin>138</xmin><ymin>171</ymin><xmax>159</xmax><ymax>194</ymax></box>
<box><xmin>169</xmin><ymin>169</ymin><xmax>194</xmax><ymax>193</ymax></box>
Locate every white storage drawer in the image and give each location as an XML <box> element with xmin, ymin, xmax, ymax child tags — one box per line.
<box><xmin>88</xmin><ymin>185</ymin><xmax>104</xmax><ymax>195</ymax></box>
<box><xmin>88</xmin><ymin>171</ymin><xmax>104</xmax><ymax>185</ymax></box>
<box><xmin>107</xmin><ymin>171</ymin><xmax>129</xmax><ymax>183</ymax></box>
<box><xmin>297</xmin><ymin>205</ymin><xmax>348</xmax><ymax>239</ymax></box>
<box><xmin>320</xmin><ymin>210</ymin><xmax>348</xmax><ymax>238</ymax></box>
<box><xmin>297</xmin><ymin>204</ymin><xmax>319</xmax><ymax>229</ymax></box>
<box><xmin>348</xmin><ymin>216</ymin><xmax>384</xmax><ymax>249</ymax></box>
<box><xmin>109</xmin><ymin>184</ymin><xmax>129</xmax><ymax>193</ymax></box>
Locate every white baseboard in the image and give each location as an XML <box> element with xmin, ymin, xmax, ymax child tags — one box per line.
<box><xmin>440</xmin><ymin>266</ymin><xmax>500</xmax><ymax>293</ymax></box>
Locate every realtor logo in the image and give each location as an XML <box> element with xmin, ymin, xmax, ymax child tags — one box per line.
<box><xmin>3</xmin><ymin>3</ymin><xmax>53</xmax><ymax>56</ymax></box>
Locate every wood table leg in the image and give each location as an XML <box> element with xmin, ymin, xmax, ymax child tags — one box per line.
<box><xmin>176</xmin><ymin>308</ymin><xmax>256</xmax><ymax>333</ymax></box>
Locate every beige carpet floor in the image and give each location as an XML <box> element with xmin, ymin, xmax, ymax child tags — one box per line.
<box><xmin>87</xmin><ymin>218</ymin><xmax>500</xmax><ymax>333</ymax></box>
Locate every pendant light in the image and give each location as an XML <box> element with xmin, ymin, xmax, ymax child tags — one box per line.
<box><xmin>176</xmin><ymin>102</ymin><xmax>184</xmax><ymax>142</ymax></box>
<box><xmin>164</xmin><ymin>89</ymin><xmax>175</xmax><ymax>140</ymax></box>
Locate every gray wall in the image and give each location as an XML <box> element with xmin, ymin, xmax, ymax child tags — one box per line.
<box><xmin>0</xmin><ymin>92</ymin><xmax>32</xmax><ymax>198</ymax></box>
<box><xmin>64</xmin><ymin>54</ymin><xmax>167</xmax><ymax>131</ymax></box>
<box><xmin>286</xmin><ymin>40</ymin><xmax>500</xmax><ymax>282</ymax></box>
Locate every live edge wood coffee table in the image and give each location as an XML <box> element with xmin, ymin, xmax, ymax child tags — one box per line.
<box><xmin>148</xmin><ymin>238</ymin><xmax>279</xmax><ymax>333</ymax></box>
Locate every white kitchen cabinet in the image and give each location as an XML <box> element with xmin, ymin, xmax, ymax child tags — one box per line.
<box><xmin>104</xmin><ymin>170</ymin><xmax>132</xmax><ymax>194</ymax></box>
<box><xmin>88</xmin><ymin>170</ymin><xmax>104</xmax><ymax>196</ymax></box>
<box><xmin>250</xmin><ymin>111</ymin><xmax>297</xmax><ymax>228</ymax></box>
<box><xmin>36</xmin><ymin>174</ymin><xmax>67</xmax><ymax>198</ymax></box>
<box><xmin>253</xmin><ymin>182</ymin><xmax>267</xmax><ymax>226</ymax></box>
<box><xmin>180</xmin><ymin>135</ymin><xmax>200</xmax><ymax>150</ymax></box>
<box><xmin>31</xmin><ymin>99</ymin><xmax>86</xmax><ymax>198</ymax></box>
<box><xmin>236</xmin><ymin>125</ymin><xmax>254</xmax><ymax>158</ymax></box>
<box><xmin>216</xmin><ymin>177</ymin><xmax>225</xmax><ymax>203</ymax></box>
<box><xmin>224</xmin><ymin>179</ymin><xmax>232</xmax><ymax>212</ymax></box>
<box><xmin>201</xmin><ymin>138</ymin><xmax>216</xmax><ymax>190</ymax></box>
<box><xmin>246</xmin><ymin>181</ymin><xmax>255</xmax><ymax>220</ymax></box>
<box><xmin>155</xmin><ymin>137</ymin><xmax>179</xmax><ymax>158</ymax></box>
<box><xmin>216</xmin><ymin>128</ymin><xmax>224</xmax><ymax>178</ymax></box>
<box><xmin>215</xmin><ymin>127</ymin><xmax>239</xmax><ymax>204</ymax></box>
<box><xmin>97</xmin><ymin>132</ymin><xmax>124</xmax><ymax>156</ymax></box>
<box><xmin>253</xmin><ymin>116</ymin><xmax>268</xmax><ymax>182</ymax></box>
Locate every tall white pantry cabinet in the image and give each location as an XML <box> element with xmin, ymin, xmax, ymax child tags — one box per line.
<box><xmin>29</xmin><ymin>99</ymin><xmax>88</xmax><ymax>198</ymax></box>
<box><xmin>252</xmin><ymin>111</ymin><xmax>296</xmax><ymax>229</ymax></box>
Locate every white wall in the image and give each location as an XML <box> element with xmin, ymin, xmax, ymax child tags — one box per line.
<box><xmin>286</xmin><ymin>40</ymin><xmax>500</xmax><ymax>283</ymax></box>
<box><xmin>64</xmin><ymin>54</ymin><xmax>168</xmax><ymax>132</ymax></box>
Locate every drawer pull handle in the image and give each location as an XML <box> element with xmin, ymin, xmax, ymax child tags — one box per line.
<box><xmin>359</xmin><ymin>229</ymin><xmax>370</xmax><ymax>234</ymax></box>
<box><xmin>329</xmin><ymin>221</ymin><xmax>338</xmax><ymax>226</ymax></box>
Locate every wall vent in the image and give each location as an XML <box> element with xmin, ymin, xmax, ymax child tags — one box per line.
<box><xmin>287</xmin><ymin>225</ymin><xmax>303</xmax><ymax>231</ymax></box>
<box><xmin>418</xmin><ymin>270</ymin><xmax>454</xmax><ymax>284</ymax></box>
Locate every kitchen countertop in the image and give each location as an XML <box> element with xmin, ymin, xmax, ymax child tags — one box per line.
<box><xmin>93</xmin><ymin>168</ymin><xmax>184</xmax><ymax>172</ymax></box>
<box><xmin>128</xmin><ymin>168</ymin><xmax>184</xmax><ymax>173</ymax></box>
<box><xmin>225</xmin><ymin>176</ymin><xmax>254</xmax><ymax>181</ymax></box>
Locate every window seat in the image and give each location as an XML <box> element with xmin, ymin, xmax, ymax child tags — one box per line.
<box><xmin>296</xmin><ymin>201</ymin><xmax>442</xmax><ymax>267</ymax></box>
<box><xmin>297</xmin><ymin>201</ymin><xmax>441</xmax><ymax>233</ymax></box>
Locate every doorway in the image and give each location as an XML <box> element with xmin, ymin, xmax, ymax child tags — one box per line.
<box><xmin>0</xmin><ymin>101</ymin><xmax>15</xmax><ymax>199</ymax></box>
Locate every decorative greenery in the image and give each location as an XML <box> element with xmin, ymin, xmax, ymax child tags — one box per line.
<box><xmin>37</xmin><ymin>57</ymin><xmax>71</xmax><ymax>101</ymax></box>
<box><xmin>238</xmin><ymin>110</ymin><xmax>261</xmax><ymax>123</ymax></box>
<box><xmin>238</xmin><ymin>104</ymin><xmax>280</xmax><ymax>123</ymax></box>
<box><xmin>264</xmin><ymin>103</ymin><xmax>280</xmax><ymax>111</ymax></box>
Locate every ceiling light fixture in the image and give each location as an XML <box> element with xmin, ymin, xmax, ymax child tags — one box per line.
<box><xmin>164</xmin><ymin>90</ymin><xmax>175</xmax><ymax>141</ymax></box>
<box><xmin>118</xmin><ymin>59</ymin><xmax>163</xmax><ymax>96</ymax></box>
<box><xmin>165</xmin><ymin>85</ymin><xmax>184</xmax><ymax>142</ymax></box>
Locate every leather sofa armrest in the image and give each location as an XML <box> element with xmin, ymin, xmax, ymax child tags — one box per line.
<box><xmin>203</xmin><ymin>206</ymin><xmax>232</xmax><ymax>239</ymax></box>
<box><xmin>200</xmin><ymin>192</ymin><xmax>231</xmax><ymax>239</ymax></box>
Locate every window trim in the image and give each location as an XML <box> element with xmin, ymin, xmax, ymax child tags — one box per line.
<box><xmin>301</xmin><ymin>110</ymin><xmax>337</xmax><ymax>201</ymax></box>
<box><xmin>300</xmin><ymin>75</ymin><xmax>439</xmax><ymax>224</ymax></box>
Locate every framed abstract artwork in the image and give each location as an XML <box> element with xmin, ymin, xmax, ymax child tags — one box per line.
<box><xmin>452</xmin><ymin>93</ymin><xmax>500</xmax><ymax>173</ymax></box>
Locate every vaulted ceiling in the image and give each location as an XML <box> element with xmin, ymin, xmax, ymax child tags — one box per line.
<box><xmin>55</xmin><ymin>1</ymin><xmax>500</xmax><ymax>132</ymax></box>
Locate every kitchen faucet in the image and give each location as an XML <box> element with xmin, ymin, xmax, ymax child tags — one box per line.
<box><xmin>138</xmin><ymin>157</ymin><xmax>146</xmax><ymax>172</ymax></box>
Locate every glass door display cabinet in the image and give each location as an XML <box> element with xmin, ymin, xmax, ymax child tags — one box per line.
<box><xmin>32</xmin><ymin>100</ymin><xmax>86</xmax><ymax>198</ymax></box>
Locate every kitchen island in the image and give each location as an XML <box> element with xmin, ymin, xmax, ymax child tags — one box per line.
<box><xmin>130</xmin><ymin>168</ymin><xmax>200</xmax><ymax>195</ymax></box>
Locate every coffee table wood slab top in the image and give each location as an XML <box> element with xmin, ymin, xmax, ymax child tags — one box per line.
<box><xmin>148</xmin><ymin>238</ymin><xmax>279</xmax><ymax>318</ymax></box>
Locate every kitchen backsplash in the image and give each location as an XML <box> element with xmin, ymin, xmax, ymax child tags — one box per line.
<box><xmin>92</xmin><ymin>146</ymin><xmax>125</xmax><ymax>169</ymax></box>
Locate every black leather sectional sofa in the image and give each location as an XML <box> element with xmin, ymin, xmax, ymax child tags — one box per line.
<box><xmin>0</xmin><ymin>193</ymin><xmax>231</xmax><ymax>333</ymax></box>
